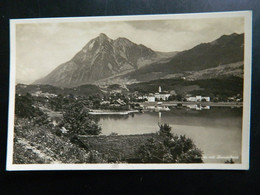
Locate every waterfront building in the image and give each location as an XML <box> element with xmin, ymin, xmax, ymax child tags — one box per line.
<box><xmin>144</xmin><ymin>86</ymin><xmax>171</xmax><ymax>102</ymax></box>
<box><xmin>147</xmin><ymin>96</ymin><xmax>155</xmax><ymax>102</ymax></box>
<box><xmin>154</xmin><ymin>93</ymin><xmax>171</xmax><ymax>101</ymax></box>
<box><xmin>186</xmin><ymin>96</ymin><xmax>210</xmax><ymax>102</ymax></box>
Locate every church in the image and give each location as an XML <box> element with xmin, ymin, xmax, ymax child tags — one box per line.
<box><xmin>147</xmin><ymin>86</ymin><xmax>171</xmax><ymax>102</ymax></box>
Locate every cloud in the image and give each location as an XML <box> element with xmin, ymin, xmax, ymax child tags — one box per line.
<box><xmin>126</xmin><ymin>20</ymin><xmax>171</xmax><ymax>31</ymax></box>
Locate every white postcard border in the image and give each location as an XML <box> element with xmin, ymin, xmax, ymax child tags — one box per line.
<box><xmin>7</xmin><ymin>11</ymin><xmax>252</xmax><ymax>171</ymax></box>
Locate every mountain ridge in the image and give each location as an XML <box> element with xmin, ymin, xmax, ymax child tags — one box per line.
<box><xmin>34</xmin><ymin>32</ymin><xmax>244</xmax><ymax>87</ymax></box>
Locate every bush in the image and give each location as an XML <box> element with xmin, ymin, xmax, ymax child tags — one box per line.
<box><xmin>15</xmin><ymin>93</ymin><xmax>45</xmax><ymax>119</ymax></box>
<box><xmin>137</xmin><ymin>123</ymin><xmax>203</xmax><ymax>163</ymax></box>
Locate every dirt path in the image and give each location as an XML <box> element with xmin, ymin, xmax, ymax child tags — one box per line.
<box><xmin>17</xmin><ymin>137</ymin><xmax>62</xmax><ymax>164</ymax></box>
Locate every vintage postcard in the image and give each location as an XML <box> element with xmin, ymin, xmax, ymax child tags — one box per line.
<box><xmin>7</xmin><ymin>11</ymin><xmax>252</xmax><ymax>170</ymax></box>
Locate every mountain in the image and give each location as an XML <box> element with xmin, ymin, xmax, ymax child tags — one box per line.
<box><xmin>34</xmin><ymin>33</ymin><xmax>244</xmax><ymax>87</ymax></box>
<box><xmin>125</xmin><ymin>33</ymin><xmax>244</xmax><ymax>82</ymax></box>
<box><xmin>34</xmin><ymin>33</ymin><xmax>171</xmax><ymax>87</ymax></box>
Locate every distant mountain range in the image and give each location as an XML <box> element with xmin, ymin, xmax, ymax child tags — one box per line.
<box><xmin>34</xmin><ymin>32</ymin><xmax>244</xmax><ymax>87</ymax></box>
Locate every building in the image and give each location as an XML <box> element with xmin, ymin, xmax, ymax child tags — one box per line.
<box><xmin>100</xmin><ymin>100</ymin><xmax>110</xmax><ymax>105</ymax></box>
<box><xmin>138</xmin><ymin>86</ymin><xmax>172</xmax><ymax>102</ymax></box>
<box><xmin>187</xmin><ymin>96</ymin><xmax>196</xmax><ymax>102</ymax></box>
<box><xmin>110</xmin><ymin>99</ymin><xmax>126</xmax><ymax>106</ymax></box>
<box><xmin>202</xmin><ymin>97</ymin><xmax>210</xmax><ymax>102</ymax></box>
<box><xmin>31</xmin><ymin>91</ymin><xmax>58</xmax><ymax>98</ymax></box>
<box><xmin>154</xmin><ymin>93</ymin><xmax>171</xmax><ymax>101</ymax></box>
<box><xmin>138</xmin><ymin>95</ymin><xmax>148</xmax><ymax>100</ymax></box>
<box><xmin>187</xmin><ymin>96</ymin><xmax>210</xmax><ymax>102</ymax></box>
<box><xmin>147</xmin><ymin>96</ymin><xmax>155</xmax><ymax>102</ymax></box>
<box><xmin>138</xmin><ymin>96</ymin><xmax>143</xmax><ymax>100</ymax></box>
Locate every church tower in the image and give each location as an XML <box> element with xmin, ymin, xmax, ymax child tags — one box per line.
<box><xmin>159</xmin><ymin>86</ymin><xmax>161</xmax><ymax>93</ymax></box>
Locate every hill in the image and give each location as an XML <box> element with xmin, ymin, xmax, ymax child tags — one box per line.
<box><xmin>127</xmin><ymin>76</ymin><xmax>243</xmax><ymax>97</ymax></box>
<box><xmin>125</xmin><ymin>33</ymin><xmax>244</xmax><ymax>82</ymax></box>
<box><xmin>16</xmin><ymin>83</ymin><xmax>104</xmax><ymax>97</ymax></box>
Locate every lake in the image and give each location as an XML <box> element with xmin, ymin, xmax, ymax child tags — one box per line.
<box><xmin>97</xmin><ymin>107</ymin><xmax>242</xmax><ymax>163</ymax></box>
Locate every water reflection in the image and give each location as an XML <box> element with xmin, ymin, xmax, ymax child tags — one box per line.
<box><xmin>186</xmin><ymin>104</ymin><xmax>210</xmax><ymax>110</ymax></box>
<box><xmin>142</xmin><ymin>104</ymin><xmax>211</xmax><ymax>111</ymax></box>
<box><xmin>97</xmin><ymin>107</ymin><xmax>242</xmax><ymax>163</ymax></box>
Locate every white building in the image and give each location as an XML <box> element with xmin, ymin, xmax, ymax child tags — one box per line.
<box><xmin>144</xmin><ymin>86</ymin><xmax>171</xmax><ymax>102</ymax></box>
<box><xmin>147</xmin><ymin>96</ymin><xmax>155</xmax><ymax>102</ymax></box>
<box><xmin>196</xmin><ymin>96</ymin><xmax>202</xmax><ymax>101</ymax></box>
<box><xmin>187</xmin><ymin>96</ymin><xmax>210</xmax><ymax>102</ymax></box>
<box><xmin>202</xmin><ymin>97</ymin><xmax>210</xmax><ymax>102</ymax></box>
<box><xmin>138</xmin><ymin>95</ymin><xmax>148</xmax><ymax>100</ymax></box>
<box><xmin>187</xmin><ymin>97</ymin><xmax>197</xmax><ymax>102</ymax></box>
<box><xmin>154</xmin><ymin>93</ymin><xmax>171</xmax><ymax>101</ymax></box>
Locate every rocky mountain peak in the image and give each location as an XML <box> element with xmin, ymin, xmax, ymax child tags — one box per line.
<box><xmin>97</xmin><ymin>33</ymin><xmax>111</xmax><ymax>42</ymax></box>
<box><xmin>99</xmin><ymin>33</ymin><xmax>108</xmax><ymax>38</ymax></box>
<box><xmin>34</xmin><ymin>33</ymin><xmax>161</xmax><ymax>87</ymax></box>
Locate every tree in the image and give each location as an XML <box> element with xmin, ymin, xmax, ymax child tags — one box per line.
<box><xmin>15</xmin><ymin>94</ymin><xmax>44</xmax><ymax>118</ymax></box>
<box><xmin>15</xmin><ymin>93</ymin><xmax>35</xmax><ymax>118</ymax></box>
<box><xmin>15</xmin><ymin>93</ymin><xmax>49</xmax><ymax>126</ymax></box>
<box><xmin>158</xmin><ymin>123</ymin><xmax>172</xmax><ymax>138</ymax></box>
<box><xmin>49</xmin><ymin>95</ymin><xmax>64</xmax><ymax>111</ymax></box>
<box><xmin>168</xmin><ymin>95</ymin><xmax>176</xmax><ymax>101</ymax></box>
<box><xmin>137</xmin><ymin>138</ymin><xmax>167</xmax><ymax>163</ymax></box>
<box><xmin>61</xmin><ymin>102</ymin><xmax>101</xmax><ymax>136</ymax></box>
<box><xmin>176</xmin><ymin>94</ymin><xmax>183</xmax><ymax>101</ymax></box>
<box><xmin>137</xmin><ymin>123</ymin><xmax>203</xmax><ymax>163</ymax></box>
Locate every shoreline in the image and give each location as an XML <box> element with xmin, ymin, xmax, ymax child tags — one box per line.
<box><xmin>139</xmin><ymin>101</ymin><xmax>243</xmax><ymax>108</ymax></box>
<box><xmin>89</xmin><ymin>110</ymin><xmax>139</xmax><ymax>115</ymax></box>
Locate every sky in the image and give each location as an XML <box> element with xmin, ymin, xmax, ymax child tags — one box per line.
<box><xmin>15</xmin><ymin>16</ymin><xmax>244</xmax><ymax>84</ymax></box>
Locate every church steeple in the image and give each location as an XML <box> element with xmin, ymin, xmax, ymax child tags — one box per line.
<box><xmin>159</xmin><ymin>86</ymin><xmax>161</xmax><ymax>93</ymax></box>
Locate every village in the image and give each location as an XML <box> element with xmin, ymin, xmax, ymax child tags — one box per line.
<box><xmin>24</xmin><ymin>84</ymin><xmax>243</xmax><ymax>115</ymax></box>
<box><xmin>14</xmin><ymin>83</ymin><xmax>243</xmax><ymax>164</ymax></box>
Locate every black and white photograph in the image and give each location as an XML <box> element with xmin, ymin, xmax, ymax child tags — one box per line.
<box><xmin>6</xmin><ymin>11</ymin><xmax>252</xmax><ymax>170</ymax></box>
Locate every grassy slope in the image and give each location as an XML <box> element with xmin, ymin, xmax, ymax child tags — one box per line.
<box><xmin>13</xmin><ymin>118</ymin><xmax>91</xmax><ymax>164</ymax></box>
<box><xmin>78</xmin><ymin>134</ymin><xmax>160</xmax><ymax>161</ymax></box>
